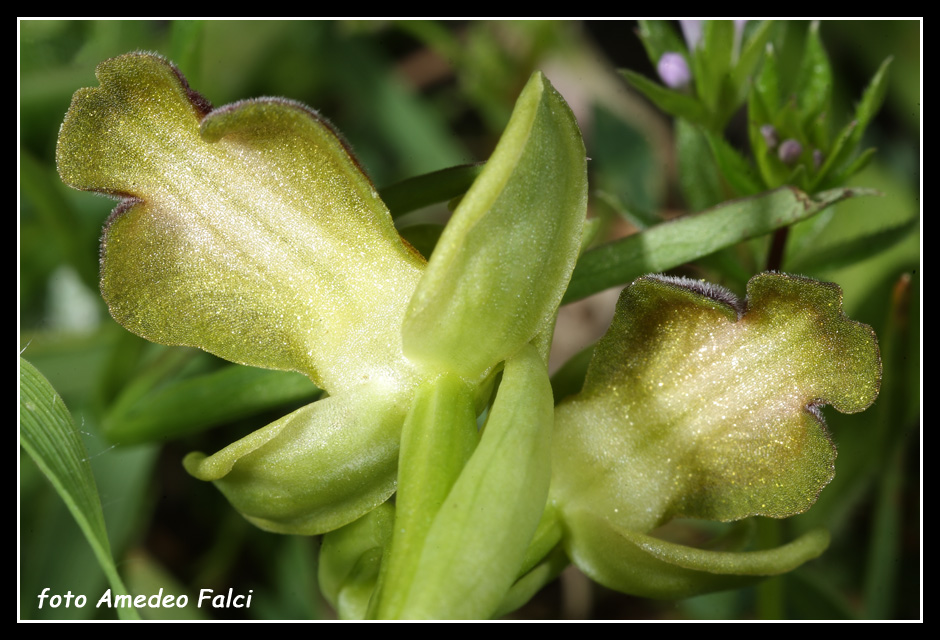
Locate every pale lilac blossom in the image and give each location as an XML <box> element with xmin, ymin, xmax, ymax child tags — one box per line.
<box><xmin>657</xmin><ymin>52</ymin><xmax>692</xmax><ymax>89</ymax></box>
<box><xmin>760</xmin><ymin>124</ymin><xmax>778</xmax><ymax>149</ymax></box>
<box><xmin>778</xmin><ymin>139</ymin><xmax>803</xmax><ymax>164</ymax></box>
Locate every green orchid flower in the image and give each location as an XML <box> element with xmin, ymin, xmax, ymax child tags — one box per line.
<box><xmin>550</xmin><ymin>272</ymin><xmax>881</xmax><ymax>598</ymax></box>
<box><xmin>57</xmin><ymin>52</ymin><xmax>585</xmax><ymax>617</ymax></box>
<box><xmin>56</xmin><ymin>51</ymin><xmax>881</xmax><ymax>618</ymax></box>
<box><xmin>57</xmin><ymin>52</ymin><xmax>427</xmax><ymax>535</ymax></box>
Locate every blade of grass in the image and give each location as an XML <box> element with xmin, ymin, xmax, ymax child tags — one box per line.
<box><xmin>103</xmin><ymin>365</ymin><xmax>319</xmax><ymax>445</ymax></box>
<box><xmin>787</xmin><ymin>218</ymin><xmax>916</xmax><ymax>273</ymax></box>
<box><xmin>563</xmin><ymin>186</ymin><xmax>873</xmax><ymax>303</ymax></box>
<box><xmin>380</xmin><ymin>164</ymin><xmax>484</xmax><ymax>218</ymax></box>
<box><xmin>620</xmin><ymin>69</ymin><xmax>712</xmax><ymax>129</ymax></box>
<box><xmin>19</xmin><ymin>357</ymin><xmax>139</xmax><ymax>620</ymax></box>
<box><xmin>863</xmin><ymin>274</ymin><xmax>912</xmax><ymax>620</ymax></box>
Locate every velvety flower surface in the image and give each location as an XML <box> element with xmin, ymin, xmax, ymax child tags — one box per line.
<box><xmin>57</xmin><ymin>52</ymin><xmax>431</xmax><ymax>534</ymax></box>
<box><xmin>57</xmin><ymin>52</ymin><xmax>426</xmax><ymax>395</ymax></box>
<box><xmin>56</xmin><ymin>52</ymin><xmax>588</xmax><ymax>544</ymax></box>
<box><xmin>551</xmin><ymin>272</ymin><xmax>881</xmax><ymax>596</ymax></box>
<box><xmin>57</xmin><ymin>51</ymin><xmax>883</xmax><ymax>612</ymax></box>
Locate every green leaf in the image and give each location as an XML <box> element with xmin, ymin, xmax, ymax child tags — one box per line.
<box><xmin>753</xmin><ymin>42</ymin><xmax>780</xmax><ymax>118</ymax></box>
<box><xmin>811</xmin><ymin>118</ymin><xmax>858</xmax><ymax>190</ymax></box>
<box><xmin>19</xmin><ymin>358</ymin><xmax>139</xmax><ymax>620</ymax></box>
<box><xmin>564</xmin><ymin>186</ymin><xmax>871</xmax><ymax>303</ymax></box>
<box><xmin>57</xmin><ymin>52</ymin><xmax>426</xmax><ymax>394</ymax></box>
<box><xmin>822</xmin><ymin>146</ymin><xmax>877</xmax><ymax>190</ymax></box>
<box><xmin>103</xmin><ymin>365</ymin><xmax>319</xmax><ymax>444</ymax></box>
<box><xmin>698</xmin><ymin>21</ymin><xmax>734</xmax><ymax>113</ymax></box>
<box><xmin>677</xmin><ymin>118</ymin><xmax>724</xmax><ymax>212</ymax></box>
<box><xmin>591</xmin><ymin>103</ymin><xmax>663</xmax><ymax>223</ymax></box>
<box><xmin>621</xmin><ymin>69</ymin><xmax>711</xmax><ymax>129</ymax></box>
<box><xmin>402</xmin><ymin>71</ymin><xmax>587</xmax><ymax>381</ymax></box>
<box><xmin>380</xmin><ymin>163</ymin><xmax>484</xmax><ymax>218</ymax></box>
<box><xmin>850</xmin><ymin>57</ymin><xmax>893</xmax><ymax>147</ymax></box>
<box><xmin>552</xmin><ymin>273</ymin><xmax>881</xmax><ymax>534</ymax></box>
<box><xmin>704</xmin><ymin>130</ymin><xmax>765</xmax><ymax>196</ymax></box>
<box><xmin>795</xmin><ymin>22</ymin><xmax>833</xmax><ymax>128</ymax></box>
<box><xmin>788</xmin><ymin>217</ymin><xmax>917</xmax><ymax>273</ymax></box>
<box><xmin>732</xmin><ymin>21</ymin><xmax>775</xmax><ymax>99</ymax></box>
<box><xmin>636</xmin><ymin>20</ymin><xmax>689</xmax><ymax>67</ymax></box>
<box><xmin>813</xmin><ymin>57</ymin><xmax>892</xmax><ymax>191</ymax></box>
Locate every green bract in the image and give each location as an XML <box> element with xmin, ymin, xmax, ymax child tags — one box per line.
<box><xmin>56</xmin><ymin>51</ymin><xmax>882</xmax><ymax>618</ymax></box>
<box><xmin>402</xmin><ymin>76</ymin><xmax>586</xmax><ymax>381</ymax></box>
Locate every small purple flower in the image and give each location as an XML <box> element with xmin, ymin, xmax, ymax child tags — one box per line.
<box><xmin>658</xmin><ymin>52</ymin><xmax>692</xmax><ymax>89</ymax></box>
<box><xmin>813</xmin><ymin>149</ymin><xmax>824</xmax><ymax>170</ymax></box>
<box><xmin>778</xmin><ymin>139</ymin><xmax>803</xmax><ymax>165</ymax></box>
<box><xmin>760</xmin><ymin>124</ymin><xmax>778</xmax><ymax>149</ymax></box>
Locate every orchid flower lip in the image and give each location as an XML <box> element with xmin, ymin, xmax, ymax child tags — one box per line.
<box><xmin>139</xmin><ymin>50</ymin><xmax>214</xmax><ymax>116</ymax></box>
<box><xmin>645</xmin><ymin>274</ymin><xmax>744</xmax><ymax>318</ymax></box>
<box><xmin>550</xmin><ymin>271</ymin><xmax>882</xmax><ymax>536</ymax></box>
<box><xmin>203</xmin><ymin>95</ymin><xmax>377</xmax><ymax>191</ymax></box>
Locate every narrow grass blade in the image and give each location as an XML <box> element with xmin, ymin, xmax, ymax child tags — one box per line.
<box><xmin>563</xmin><ymin>186</ymin><xmax>872</xmax><ymax>303</ymax></box>
<box><xmin>19</xmin><ymin>357</ymin><xmax>138</xmax><ymax>620</ymax></box>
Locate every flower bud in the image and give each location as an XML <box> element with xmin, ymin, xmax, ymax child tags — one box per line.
<box><xmin>657</xmin><ymin>52</ymin><xmax>692</xmax><ymax>90</ymax></box>
<box><xmin>778</xmin><ymin>138</ymin><xmax>803</xmax><ymax>164</ymax></box>
<box><xmin>760</xmin><ymin>124</ymin><xmax>778</xmax><ymax>149</ymax></box>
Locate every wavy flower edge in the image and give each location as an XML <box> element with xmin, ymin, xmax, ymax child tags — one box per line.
<box><xmin>549</xmin><ymin>271</ymin><xmax>880</xmax><ymax>598</ymax></box>
<box><xmin>56</xmin><ymin>52</ymin><xmax>589</xmax><ymax>541</ymax></box>
<box><xmin>552</xmin><ymin>271</ymin><xmax>881</xmax><ymax>532</ymax></box>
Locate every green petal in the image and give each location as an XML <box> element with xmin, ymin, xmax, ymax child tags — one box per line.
<box><xmin>319</xmin><ymin>502</ymin><xmax>395</xmax><ymax>620</ymax></box>
<box><xmin>402</xmin><ymin>71</ymin><xmax>587</xmax><ymax>381</ymax></box>
<box><xmin>552</xmin><ymin>272</ymin><xmax>881</xmax><ymax>533</ymax></box>
<box><xmin>564</xmin><ymin>508</ymin><xmax>830</xmax><ymax>599</ymax></box>
<box><xmin>395</xmin><ymin>343</ymin><xmax>554</xmax><ymax>619</ymax></box>
<box><xmin>57</xmin><ymin>52</ymin><xmax>424</xmax><ymax>392</ymax></box>
<box><xmin>372</xmin><ymin>373</ymin><xmax>478</xmax><ymax>618</ymax></box>
<box><xmin>183</xmin><ymin>386</ymin><xmax>409</xmax><ymax>535</ymax></box>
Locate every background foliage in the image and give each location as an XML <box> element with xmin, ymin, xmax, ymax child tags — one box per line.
<box><xmin>19</xmin><ymin>20</ymin><xmax>920</xmax><ymax>620</ymax></box>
